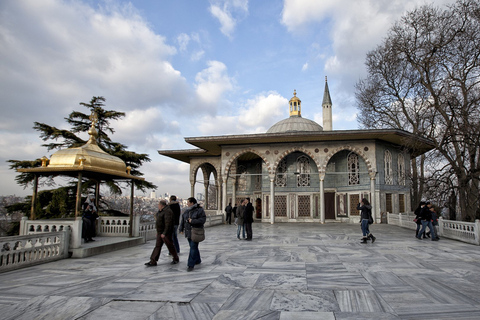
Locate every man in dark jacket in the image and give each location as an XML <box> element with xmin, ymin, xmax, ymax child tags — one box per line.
<box><xmin>417</xmin><ymin>202</ymin><xmax>437</xmax><ymax>241</ymax></box>
<box><xmin>244</xmin><ymin>197</ymin><xmax>254</xmax><ymax>241</ymax></box>
<box><xmin>179</xmin><ymin>197</ymin><xmax>206</xmax><ymax>271</ymax></box>
<box><xmin>169</xmin><ymin>195</ymin><xmax>181</xmax><ymax>254</ymax></box>
<box><xmin>225</xmin><ymin>202</ymin><xmax>232</xmax><ymax>224</ymax></box>
<box><xmin>145</xmin><ymin>200</ymin><xmax>179</xmax><ymax>266</ymax></box>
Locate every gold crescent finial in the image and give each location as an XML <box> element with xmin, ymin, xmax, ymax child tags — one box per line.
<box><xmin>293</xmin><ymin>89</ymin><xmax>296</xmax><ymax>96</ymax></box>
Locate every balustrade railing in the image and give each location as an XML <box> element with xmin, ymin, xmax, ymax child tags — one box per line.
<box><xmin>0</xmin><ymin>231</ymin><xmax>70</xmax><ymax>273</ymax></box>
<box><xmin>387</xmin><ymin>212</ymin><xmax>480</xmax><ymax>245</ymax></box>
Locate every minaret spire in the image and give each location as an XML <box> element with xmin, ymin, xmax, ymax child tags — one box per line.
<box><xmin>322</xmin><ymin>76</ymin><xmax>333</xmax><ymax>131</ymax></box>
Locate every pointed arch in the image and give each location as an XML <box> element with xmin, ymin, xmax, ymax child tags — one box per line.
<box><xmin>321</xmin><ymin>146</ymin><xmax>374</xmax><ymax>177</ymax></box>
<box><xmin>272</xmin><ymin>147</ymin><xmax>321</xmax><ymax>173</ymax></box>
<box><xmin>224</xmin><ymin>148</ymin><xmax>272</xmax><ymax>177</ymax></box>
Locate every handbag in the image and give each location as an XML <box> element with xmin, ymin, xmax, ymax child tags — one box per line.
<box><xmin>368</xmin><ymin>214</ymin><xmax>373</xmax><ymax>224</ymax></box>
<box><xmin>191</xmin><ymin>227</ymin><xmax>205</xmax><ymax>242</ymax></box>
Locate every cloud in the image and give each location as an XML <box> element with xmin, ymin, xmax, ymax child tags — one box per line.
<box><xmin>209</xmin><ymin>0</ymin><xmax>249</xmax><ymax>38</ymax></box>
<box><xmin>197</xmin><ymin>91</ymin><xmax>288</xmax><ymax>135</ymax></box>
<box><xmin>194</xmin><ymin>61</ymin><xmax>234</xmax><ymax>108</ymax></box>
<box><xmin>0</xmin><ymin>0</ymin><xmax>190</xmax><ymax>133</ymax></box>
<box><xmin>281</xmin><ymin>0</ymin><xmax>458</xmax><ymax>92</ymax></box>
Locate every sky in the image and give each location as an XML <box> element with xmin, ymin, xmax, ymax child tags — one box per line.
<box><xmin>0</xmin><ymin>0</ymin><xmax>457</xmax><ymax>199</ymax></box>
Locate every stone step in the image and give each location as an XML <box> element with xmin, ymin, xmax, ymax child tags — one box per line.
<box><xmin>70</xmin><ymin>236</ymin><xmax>145</xmax><ymax>258</ymax></box>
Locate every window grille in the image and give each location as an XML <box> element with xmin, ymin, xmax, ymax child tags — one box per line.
<box><xmin>275</xmin><ymin>158</ymin><xmax>287</xmax><ymax>187</ymax></box>
<box><xmin>296</xmin><ymin>155</ymin><xmax>311</xmax><ymax>187</ymax></box>
<box><xmin>398</xmin><ymin>153</ymin><xmax>405</xmax><ymax>186</ymax></box>
<box><xmin>385</xmin><ymin>150</ymin><xmax>393</xmax><ymax>185</ymax></box>
<box><xmin>237</xmin><ymin>165</ymin><xmax>247</xmax><ymax>191</ymax></box>
<box><xmin>348</xmin><ymin>152</ymin><xmax>360</xmax><ymax>185</ymax></box>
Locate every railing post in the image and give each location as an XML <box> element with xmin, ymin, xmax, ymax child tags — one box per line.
<box><xmin>71</xmin><ymin>217</ymin><xmax>82</xmax><ymax>249</ymax></box>
<box><xmin>475</xmin><ymin>219</ymin><xmax>480</xmax><ymax>245</ymax></box>
<box><xmin>20</xmin><ymin>217</ymin><xmax>28</xmax><ymax>235</ymax></box>
<box><xmin>133</xmin><ymin>215</ymin><xmax>140</xmax><ymax>237</ymax></box>
<box><xmin>438</xmin><ymin>217</ymin><xmax>444</xmax><ymax>237</ymax></box>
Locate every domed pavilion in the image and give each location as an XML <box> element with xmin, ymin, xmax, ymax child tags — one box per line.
<box><xmin>159</xmin><ymin>78</ymin><xmax>434</xmax><ymax>223</ymax></box>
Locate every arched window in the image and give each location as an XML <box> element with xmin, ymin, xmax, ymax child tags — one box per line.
<box><xmin>384</xmin><ymin>150</ymin><xmax>393</xmax><ymax>185</ymax></box>
<box><xmin>236</xmin><ymin>165</ymin><xmax>247</xmax><ymax>191</ymax></box>
<box><xmin>398</xmin><ymin>153</ymin><xmax>405</xmax><ymax>186</ymax></box>
<box><xmin>275</xmin><ymin>158</ymin><xmax>287</xmax><ymax>187</ymax></box>
<box><xmin>296</xmin><ymin>155</ymin><xmax>311</xmax><ymax>187</ymax></box>
<box><xmin>348</xmin><ymin>152</ymin><xmax>359</xmax><ymax>185</ymax></box>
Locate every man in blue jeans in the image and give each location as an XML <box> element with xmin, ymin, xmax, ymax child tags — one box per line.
<box><xmin>417</xmin><ymin>202</ymin><xmax>438</xmax><ymax>241</ymax></box>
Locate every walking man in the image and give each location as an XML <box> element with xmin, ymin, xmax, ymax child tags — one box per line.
<box><xmin>169</xmin><ymin>195</ymin><xmax>181</xmax><ymax>254</ymax></box>
<box><xmin>145</xmin><ymin>200</ymin><xmax>179</xmax><ymax>266</ymax></box>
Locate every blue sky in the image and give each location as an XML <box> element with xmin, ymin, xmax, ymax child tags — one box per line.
<box><xmin>0</xmin><ymin>0</ymin><xmax>456</xmax><ymax>199</ymax></box>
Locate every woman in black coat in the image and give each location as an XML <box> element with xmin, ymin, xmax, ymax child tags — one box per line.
<box><xmin>357</xmin><ymin>198</ymin><xmax>375</xmax><ymax>243</ymax></box>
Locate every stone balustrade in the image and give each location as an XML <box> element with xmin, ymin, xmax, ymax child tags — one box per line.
<box><xmin>387</xmin><ymin>212</ymin><xmax>480</xmax><ymax>245</ymax></box>
<box><xmin>0</xmin><ymin>231</ymin><xmax>70</xmax><ymax>273</ymax></box>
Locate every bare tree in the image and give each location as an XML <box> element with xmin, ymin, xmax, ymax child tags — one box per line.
<box><xmin>356</xmin><ymin>0</ymin><xmax>480</xmax><ymax>220</ymax></box>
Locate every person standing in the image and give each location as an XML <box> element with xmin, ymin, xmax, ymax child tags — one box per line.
<box><xmin>357</xmin><ymin>198</ymin><xmax>375</xmax><ymax>243</ymax></box>
<box><xmin>244</xmin><ymin>197</ymin><xmax>254</xmax><ymax>241</ymax></box>
<box><xmin>225</xmin><ymin>202</ymin><xmax>232</xmax><ymax>225</ymax></box>
<box><xmin>169</xmin><ymin>195</ymin><xmax>181</xmax><ymax>254</ymax></box>
<box><xmin>145</xmin><ymin>200</ymin><xmax>179</xmax><ymax>266</ymax></box>
<box><xmin>414</xmin><ymin>201</ymin><xmax>426</xmax><ymax>238</ymax></box>
<box><xmin>417</xmin><ymin>202</ymin><xmax>437</xmax><ymax>241</ymax></box>
<box><xmin>82</xmin><ymin>194</ymin><xmax>97</xmax><ymax>243</ymax></box>
<box><xmin>179</xmin><ymin>197</ymin><xmax>206</xmax><ymax>272</ymax></box>
<box><xmin>236</xmin><ymin>199</ymin><xmax>246</xmax><ymax>240</ymax></box>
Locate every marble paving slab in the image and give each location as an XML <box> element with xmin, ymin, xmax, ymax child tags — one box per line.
<box><xmin>1</xmin><ymin>223</ymin><xmax>480</xmax><ymax>319</ymax></box>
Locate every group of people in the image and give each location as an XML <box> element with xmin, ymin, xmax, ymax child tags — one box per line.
<box><xmin>145</xmin><ymin>195</ymin><xmax>207</xmax><ymax>272</ymax></box>
<box><xmin>226</xmin><ymin>198</ymin><xmax>254</xmax><ymax>241</ymax></box>
<box><xmin>414</xmin><ymin>201</ymin><xmax>440</xmax><ymax>241</ymax></box>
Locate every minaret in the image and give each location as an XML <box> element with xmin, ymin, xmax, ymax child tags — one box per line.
<box><xmin>289</xmin><ymin>90</ymin><xmax>301</xmax><ymax>117</ymax></box>
<box><xmin>322</xmin><ymin>76</ymin><xmax>333</xmax><ymax>131</ymax></box>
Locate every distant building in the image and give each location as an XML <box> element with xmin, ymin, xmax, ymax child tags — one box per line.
<box><xmin>159</xmin><ymin>78</ymin><xmax>434</xmax><ymax>223</ymax></box>
<box><xmin>150</xmin><ymin>191</ymin><xmax>156</xmax><ymax>199</ymax></box>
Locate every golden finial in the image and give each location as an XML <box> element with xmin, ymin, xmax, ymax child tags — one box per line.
<box><xmin>41</xmin><ymin>156</ymin><xmax>49</xmax><ymax>167</ymax></box>
<box><xmin>293</xmin><ymin>89</ymin><xmax>296</xmax><ymax>96</ymax></box>
<box><xmin>89</xmin><ymin>111</ymin><xmax>98</xmax><ymax>127</ymax></box>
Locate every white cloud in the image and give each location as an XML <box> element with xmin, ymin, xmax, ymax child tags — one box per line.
<box><xmin>194</xmin><ymin>61</ymin><xmax>234</xmax><ymax>107</ymax></box>
<box><xmin>281</xmin><ymin>0</ymin><xmax>458</xmax><ymax>92</ymax></box>
<box><xmin>209</xmin><ymin>0</ymin><xmax>249</xmax><ymax>38</ymax></box>
<box><xmin>177</xmin><ymin>33</ymin><xmax>190</xmax><ymax>52</ymax></box>
<box><xmin>302</xmin><ymin>62</ymin><xmax>309</xmax><ymax>71</ymax></box>
<box><xmin>197</xmin><ymin>91</ymin><xmax>288</xmax><ymax>135</ymax></box>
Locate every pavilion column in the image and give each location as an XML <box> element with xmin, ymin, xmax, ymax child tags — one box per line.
<box><xmin>320</xmin><ymin>175</ymin><xmax>325</xmax><ymax>223</ymax></box>
<box><xmin>232</xmin><ymin>177</ymin><xmax>236</xmax><ymax>206</ymax></box>
<box><xmin>30</xmin><ymin>174</ymin><xmax>38</xmax><ymax>220</ymax></box>
<box><xmin>75</xmin><ymin>172</ymin><xmax>82</xmax><ymax>218</ymax></box>
<box><xmin>204</xmin><ymin>181</ymin><xmax>209</xmax><ymax>209</ymax></box>
<box><xmin>222</xmin><ymin>178</ymin><xmax>227</xmax><ymax>217</ymax></box>
<box><xmin>129</xmin><ymin>181</ymin><xmax>134</xmax><ymax>237</ymax></box>
<box><xmin>94</xmin><ymin>181</ymin><xmax>100</xmax><ymax>208</ymax></box>
<box><xmin>270</xmin><ymin>177</ymin><xmax>275</xmax><ymax>224</ymax></box>
<box><xmin>370</xmin><ymin>175</ymin><xmax>376</xmax><ymax>222</ymax></box>
<box><xmin>190</xmin><ymin>182</ymin><xmax>195</xmax><ymax>198</ymax></box>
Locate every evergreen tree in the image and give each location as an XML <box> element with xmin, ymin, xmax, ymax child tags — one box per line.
<box><xmin>8</xmin><ymin>96</ymin><xmax>156</xmax><ymax>217</ymax></box>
